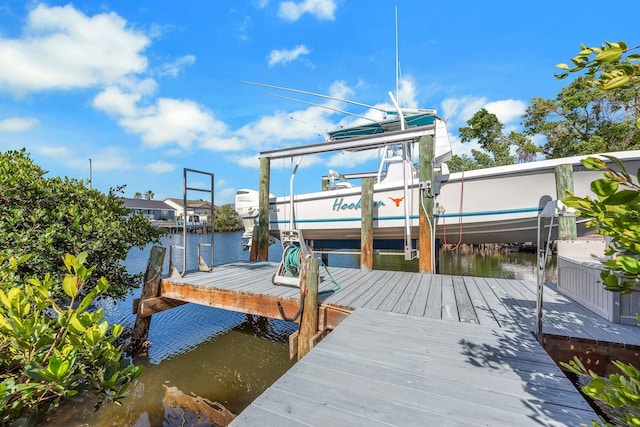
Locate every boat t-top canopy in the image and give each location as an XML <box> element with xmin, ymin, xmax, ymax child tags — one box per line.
<box><xmin>259</xmin><ymin>121</ymin><xmax>439</xmax><ymax>160</ymax></box>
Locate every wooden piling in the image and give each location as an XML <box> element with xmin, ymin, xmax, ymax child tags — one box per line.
<box><xmin>130</xmin><ymin>246</ymin><xmax>166</xmax><ymax>355</ymax></box>
<box><xmin>360</xmin><ymin>177</ymin><xmax>374</xmax><ymax>271</ymax></box>
<box><xmin>255</xmin><ymin>157</ymin><xmax>271</xmax><ymax>262</ymax></box>
<box><xmin>555</xmin><ymin>164</ymin><xmax>577</xmax><ymax>240</ymax></box>
<box><xmin>419</xmin><ymin>135</ymin><xmax>434</xmax><ymax>273</ymax></box>
<box><xmin>297</xmin><ymin>257</ymin><xmax>319</xmax><ymax>361</ymax></box>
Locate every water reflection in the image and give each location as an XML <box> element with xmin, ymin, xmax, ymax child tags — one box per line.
<box><xmin>439</xmin><ymin>245</ymin><xmax>557</xmax><ymax>282</ymax></box>
<box><xmin>39</xmin><ymin>316</ymin><xmax>297</xmax><ymax>427</ymax></box>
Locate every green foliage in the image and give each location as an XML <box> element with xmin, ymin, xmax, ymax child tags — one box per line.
<box><xmin>214</xmin><ymin>204</ymin><xmax>243</xmax><ymax>231</ymax></box>
<box><xmin>523</xmin><ymin>77</ymin><xmax>640</xmax><ymax>158</ymax></box>
<box><xmin>0</xmin><ymin>254</ymin><xmax>143</xmax><ymax>425</ymax></box>
<box><xmin>562</xmin><ymin>357</ymin><xmax>640</xmax><ymax>427</ymax></box>
<box><xmin>0</xmin><ymin>149</ymin><xmax>163</xmax><ymax>301</ymax></box>
<box><xmin>556</xmin><ymin>40</ymin><xmax>640</xmax><ymax>426</ymax></box>
<box><xmin>459</xmin><ymin>108</ymin><xmax>515</xmax><ymax>167</ymax></box>
<box><xmin>448</xmin><ymin>109</ymin><xmax>538</xmax><ymax>173</ymax></box>
<box><xmin>562</xmin><ymin>156</ymin><xmax>640</xmax><ymax>293</ymax></box>
<box><xmin>556</xmin><ymin>41</ymin><xmax>640</xmax><ymax>129</ymax></box>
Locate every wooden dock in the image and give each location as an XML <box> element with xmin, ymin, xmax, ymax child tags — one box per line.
<box><xmin>156</xmin><ymin>261</ymin><xmax>640</xmax><ymax>345</ymax></box>
<box><xmin>232</xmin><ymin>308</ymin><xmax>596</xmax><ymax>426</ymax></box>
<box><xmin>136</xmin><ymin>260</ymin><xmax>640</xmax><ymax>425</ymax></box>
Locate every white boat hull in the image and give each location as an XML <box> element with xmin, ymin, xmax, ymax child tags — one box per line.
<box><xmin>260</xmin><ymin>151</ymin><xmax>640</xmax><ymax>247</ymax></box>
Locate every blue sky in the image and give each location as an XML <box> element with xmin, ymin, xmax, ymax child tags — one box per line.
<box><xmin>1</xmin><ymin>1</ymin><xmax>638</xmax><ymax>204</ymax></box>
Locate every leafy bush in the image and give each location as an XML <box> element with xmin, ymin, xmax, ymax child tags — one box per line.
<box><xmin>563</xmin><ymin>156</ymin><xmax>640</xmax><ymax>293</ymax></box>
<box><xmin>562</xmin><ymin>155</ymin><xmax>640</xmax><ymax>426</ymax></box>
<box><xmin>556</xmin><ymin>39</ymin><xmax>640</xmax><ymax>427</ymax></box>
<box><xmin>0</xmin><ymin>253</ymin><xmax>143</xmax><ymax>426</ymax></box>
<box><xmin>0</xmin><ymin>149</ymin><xmax>163</xmax><ymax>301</ymax></box>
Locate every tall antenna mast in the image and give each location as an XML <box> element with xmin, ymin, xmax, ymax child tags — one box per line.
<box><xmin>395</xmin><ymin>5</ymin><xmax>399</xmax><ymax>105</ymax></box>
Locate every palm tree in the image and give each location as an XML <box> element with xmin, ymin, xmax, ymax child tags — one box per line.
<box><xmin>144</xmin><ymin>190</ymin><xmax>154</xmax><ymax>200</ymax></box>
<box><xmin>133</xmin><ymin>192</ymin><xmax>142</xmax><ymax>199</ymax></box>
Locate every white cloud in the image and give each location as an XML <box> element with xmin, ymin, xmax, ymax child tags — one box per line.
<box><xmin>225</xmin><ymin>154</ymin><xmax>260</xmax><ymax>168</ymax></box>
<box><xmin>37</xmin><ymin>145</ymin><xmax>72</xmax><ymax>159</ymax></box>
<box><xmin>327</xmin><ymin>150</ymin><xmax>378</xmax><ymax>169</ymax></box>
<box><xmin>158</xmin><ymin>54</ymin><xmax>196</xmax><ymax>77</ymax></box>
<box><xmin>95</xmin><ymin>94</ymin><xmax>222</xmax><ymax>150</ymax></box>
<box><xmin>441</xmin><ymin>96</ymin><xmax>527</xmax><ymax>133</ymax></box>
<box><xmin>484</xmin><ymin>99</ymin><xmax>527</xmax><ymax>125</ymax></box>
<box><xmin>121</xmin><ymin>98</ymin><xmax>221</xmax><ymax>148</ymax></box>
<box><xmin>236</xmin><ymin>80</ymin><xmax>361</xmax><ymax>149</ymax></box>
<box><xmin>396</xmin><ymin>76</ymin><xmax>418</xmax><ymax>109</ymax></box>
<box><xmin>35</xmin><ymin>145</ymin><xmax>133</xmax><ymax>172</ymax></box>
<box><xmin>278</xmin><ymin>0</ymin><xmax>337</xmax><ymax>21</ymax></box>
<box><xmin>238</xmin><ymin>16</ymin><xmax>252</xmax><ymax>42</ymax></box>
<box><xmin>0</xmin><ymin>117</ymin><xmax>38</xmax><ymax>132</ymax></box>
<box><xmin>93</xmin><ymin>86</ymin><xmax>142</xmax><ymax>117</ymax></box>
<box><xmin>441</xmin><ymin>96</ymin><xmax>487</xmax><ymax>133</ymax></box>
<box><xmin>268</xmin><ymin>44</ymin><xmax>310</xmax><ymax>67</ymax></box>
<box><xmin>90</xmin><ymin>147</ymin><xmax>134</xmax><ymax>171</ymax></box>
<box><xmin>144</xmin><ymin>160</ymin><xmax>176</xmax><ymax>174</ymax></box>
<box><xmin>94</xmin><ymin>83</ymin><xmax>241</xmax><ymax>152</ymax></box>
<box><xmin>199</xmin><ymin>134</ymin><xmax>246</xmax><ymax>152</ymax></box>
<box><xmin>0</xmin><ymin>4</ymin><xmax>149</xmax><ymax>94</ymax></box>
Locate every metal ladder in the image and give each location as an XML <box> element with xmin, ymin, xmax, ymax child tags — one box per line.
<box><xmin>169</xmin><ymin>168</ymin><xmax>215</xmax><ymax>277</ymax></box>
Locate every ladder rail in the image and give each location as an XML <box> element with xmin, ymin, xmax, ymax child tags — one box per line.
<box><xmin>169</xmin><ymin>168</ymin><xmax>215</xmax><ymax>277</ymax></box>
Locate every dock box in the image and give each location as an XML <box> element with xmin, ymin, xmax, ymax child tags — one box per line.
<box><xmin>557</xmin><ymin>239</ymin><xmax>639</xmax><ymax>325</ymax></box>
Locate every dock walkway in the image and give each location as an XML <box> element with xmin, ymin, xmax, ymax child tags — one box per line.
<box><xmin>158</xmin><ymin>261</ymin><xmax>640</xmax><ymax>425</ymax></box>
<box><xmin>232</xmin><ymin>308</ymin><xmax>596</xmax><ymax>426</ymax></box>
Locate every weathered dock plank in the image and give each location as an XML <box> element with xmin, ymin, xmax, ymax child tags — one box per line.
<box><xmin>452</xmin><ymin>275</ymin><xmax>478</xmax><ymax>324</ymax></box>
<box><xmin>404</xmin><ymin>274</ymin><xmax>429</xmax><ymax>317</ymax></box>
<box><xmin>232</xmin><ymin>309</ymin><xmax>598</xmax><ymax>426</ymax></box>
<box><xmin>421</xmin><ymin>272</ymin><xmax>442</xmax><ymax>318</ymax></box>
<box><xmin>440</xmin><ymin>274</ymin><xmax>459</xmax><ymax>321</ymax></box>
<box><xmin>375</xmin><ymin>271</ymin><xmax>414</xmax><ymax>312</ymax></box>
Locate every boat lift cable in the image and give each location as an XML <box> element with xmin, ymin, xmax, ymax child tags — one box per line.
<box><xmin>441</xmin><ymin>171</ymin><xmax>465</xmax><ymax>251</ymax></box>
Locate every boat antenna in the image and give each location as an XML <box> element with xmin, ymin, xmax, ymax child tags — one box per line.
<box><xmin>395</xmin><ymin>5</ymin><xmax>399</xmax><ymax>104</ymax></box>
<box><xmin>264</xmin><ymin>92</ymin><xmax>379</xmax><ymax>123</ymax></box>
<box><xmin>240</xmin><ymin>80</ymin><xmax>387</xmax><ymax>113</ymax></box>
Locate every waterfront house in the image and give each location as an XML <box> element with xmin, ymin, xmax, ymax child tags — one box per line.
<box><xmin>164</xmin><ymin>198</ymin><xmax>215</xmax><ymax>225</ymax></box>
<box><xmin>121</xmin><ymin>198</ymin><xmax>176</xmax><ymax>222</ymax></box>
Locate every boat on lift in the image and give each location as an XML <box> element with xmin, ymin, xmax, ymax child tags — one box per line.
<box><xmin>235</xmin><ymin>108</ymin><xmax>640</xmax><ymax>254</ymax></box>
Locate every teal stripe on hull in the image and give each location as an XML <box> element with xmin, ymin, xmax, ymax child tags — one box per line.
<box><xmin>270</xmin><ymin>206</ymin><xmax>542</xmax><ymax>225</ymax></box>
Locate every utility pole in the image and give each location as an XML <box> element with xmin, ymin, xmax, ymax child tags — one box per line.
<box><xmin>89</xmin><ymin>158</ymin><xmax>92</xmax><ymax>189</ymax></box>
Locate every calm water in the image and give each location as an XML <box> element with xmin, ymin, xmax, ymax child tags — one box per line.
<box><xmin>40</xmin><ymin>232</ymin><xmax>551</xmax><ymax>426</ymax></box>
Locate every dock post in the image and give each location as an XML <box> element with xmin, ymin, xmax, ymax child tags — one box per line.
<box><xmin>555</xmin><ymin>164</ymin><xmax>577</xmax><ymax>240</ymax></box>
<box><xmin>255</xmin><ymin>157</ymin><xmax>271</xmax><ymax>262</ymax></box>
<box><xmin>130</xmin><ymin>246</ymin><xmax>166</xmax><ymax>355</ymax></box>
<box><xmin>297</xmin><ymin>257</ymin><xmax>319</xmax><ymax>360</ymax></box>
<box><xmin>361</xmin><ymin>177</ymin><xmax>374</xmax><ymax>271</ymax></box>
<box><xmin>419</xmin><ymin>135</ymin><xmax>434</xmax><ymax>273</ymax></box>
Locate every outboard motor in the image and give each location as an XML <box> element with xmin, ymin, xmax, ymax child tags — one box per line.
<box><xmin>234</xmin><ymin>189</ymin><xmax>260</xmax><ymax>249</ymax></box>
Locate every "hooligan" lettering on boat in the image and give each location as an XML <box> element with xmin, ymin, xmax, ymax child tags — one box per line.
<box><xmin>332</xmin><ymin>197</ymin><xmax>386</xmax><ymax>211</ymax></box>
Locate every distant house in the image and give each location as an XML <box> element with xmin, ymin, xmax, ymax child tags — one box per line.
<box><xmin>121</xmin><ymin>198</ymin><xmax>176</xmax><ymax>221</ymax></box>
<box><xmin>164</xmin><ymin>198</ymin><xmax>215</xmax><ymax>224</ymax></box>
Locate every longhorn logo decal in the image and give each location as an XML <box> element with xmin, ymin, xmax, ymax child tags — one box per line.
<box><xmin>388</xmin><ymin>196</ymin><xmax>404</xmax><ymax>207</ymax></box>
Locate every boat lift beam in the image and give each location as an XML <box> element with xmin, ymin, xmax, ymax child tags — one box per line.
<box><xmin>258</xmin><ymin>125</ymin><xmax>436</xmax><ymax>160</ymax></box>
